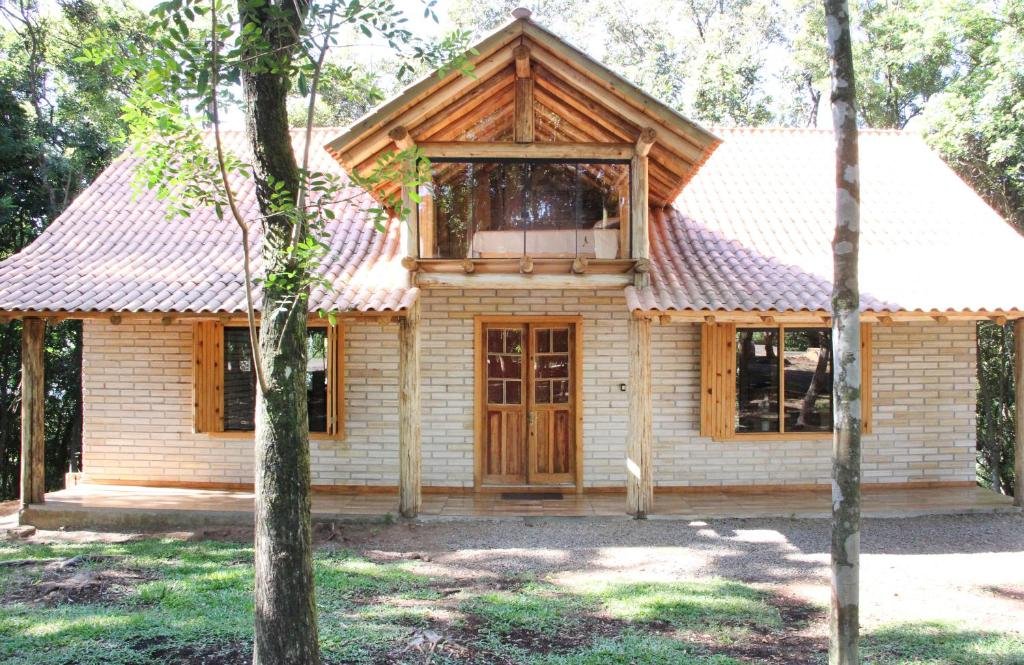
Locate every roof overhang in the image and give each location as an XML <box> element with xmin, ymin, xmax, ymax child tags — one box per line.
<box><xmin>325</xmin><ymin>12</ymin><xmax>721</xmax><ymax>206</ymax></box>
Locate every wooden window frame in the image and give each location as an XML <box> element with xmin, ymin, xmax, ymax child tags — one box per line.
<box><xmin>700</xmin><ymin>322</ymin><xmax>872</xmax><ymax>441</ymax></box>
<box><xmin>193</xmin><ymin>320</ymin><xmax>346</xmax><ymax>440</ymax></box>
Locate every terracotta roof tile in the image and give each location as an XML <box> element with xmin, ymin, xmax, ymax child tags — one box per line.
<box><xmin>629</xmin><ymin>128</ymin><xmax>1024</xmax><ymax>314</ymax></box>
<box><xmin>0</xmin><ymin>128</ymin><xmax>416</xmax><ymax>315</ymax></box>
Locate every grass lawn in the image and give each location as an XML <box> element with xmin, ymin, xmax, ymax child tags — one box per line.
<box><xmin>1</xmin><ymin>538</ymin><xmax>1022</xmax><ymax>664</ymax></box>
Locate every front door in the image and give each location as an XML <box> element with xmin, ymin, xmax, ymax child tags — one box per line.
<box><xmin>478</xmin><ymin>319</ymin><xmax>579</xmax><ymax>487</ymax></box>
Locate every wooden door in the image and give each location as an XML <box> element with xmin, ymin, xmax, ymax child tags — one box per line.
<box><xmin>482</xmin><ymin>325</ymin><xmax>527</xmax><ymax>483</ymax></box>
<box><xmin>527</xmin><ymin>325</ymin><xmax>576</xmax><ymax>484</ymax></box>
<box><xmin>479</xmin><ymin>321</ymin><xmax>577</xmax><ymax>487</ymax></box>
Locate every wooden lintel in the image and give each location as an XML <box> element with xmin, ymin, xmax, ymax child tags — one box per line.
<box><xmin>513</xmin><ymin>44</ymin><xmax>531</xmax><ymax>78</ymax></box>
<box><xmin>388</xmin><ymin>125</ymin><xmax>416</xmax><ymax>151</ymax></box>
<box><xmin>932</xmin><ymin>314</ymin><xmax>950</xmax><ymax>324</ymax></box>
<box><xmin>992</xmin><ymin>315</ymin><xmax>1008</xmax><ymax>325</ymax></box>
<box><xmin>419</xmin><ymin>142</ymin><xmax>633</xmax><ymax>160</ymax></box>
<box><xmin>635</xmin><ymin>127</ymin><xmax>657</xmax><ymax>157</ymax></box>
<box><xmin>878</xmin><ymin>315</ymin><xmax>894</xmax><ymax>325</ymax></box>
<box><xmin>415</xmin><ymin>272</ymin><xmax>633</xmax><ymax>289</ymax></box>
<box><xmin>759</xmin><ymin>315</ymin><xmax>776</xmax><ymax>325</ymax></box>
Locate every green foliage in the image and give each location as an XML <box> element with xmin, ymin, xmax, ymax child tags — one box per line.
<box><xmin>0</xmin><ymin>0</ymin><xmax>147</xmax><ymax>500</ymax></box>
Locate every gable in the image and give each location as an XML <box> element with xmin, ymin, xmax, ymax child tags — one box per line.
<box><xmin>325</xmin><ymin>11</ymin><xmax>720</xmax><ymax>207</ymax></box>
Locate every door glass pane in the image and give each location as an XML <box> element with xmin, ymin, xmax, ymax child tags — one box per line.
<box><xmin>552</xmin><ymin>379</ymin><xmax>570</xmax><ymax>404</ymax></box>
<box><xmin>783</xmin><ymin>329</ymin><xmax>833</xmax><ymax>432</ymax></box>
<box><xmin>535</xmin><ymin>380</ymin><xmax>551</xmax><ymax>404</ymax></box>
<box><xmin>536</xmin><ymin>355</ymin><xmax>569</xmax><ymax>378</ymax></box>
<box><xmin>735</xmin><ymin>328</ymin><xmax>780</xmax><ymax>433</ymax></box>
<box><xmin>486</xmin><ymin>327</ymin><xmax>523</xmax><ymax>405</ymax></box>
<box><xmin>552</xmin><ymin>328</ymin><xmax>569</xmax><ymax>353</ymax></box>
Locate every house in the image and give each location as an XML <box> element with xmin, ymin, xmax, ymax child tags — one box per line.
<box><xmin>3</xmin><ymin>9</ymin><xmax>1023</xmax><ymax>523</ymax></box>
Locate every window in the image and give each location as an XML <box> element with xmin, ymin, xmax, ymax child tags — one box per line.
<box><xmin>701</xmin><ymin>323</ymin><xmax>871</xmax><ymax>440</ymax></box>
<box><xmin>421</xmin><ymin>159</ymin><xmax>630</xmax><ymax>260</ymax></box>
<box><xmin>193</xmin><ymin>321</ymin><xmax>344</xmax><ymax>438</ymax></box>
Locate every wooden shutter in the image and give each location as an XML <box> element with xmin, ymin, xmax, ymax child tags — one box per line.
<box><xmin>861</xmin><ymin>322</ymin><xmax>873</xmax><ymax>434</ymax></box>
<box><xmin>326</xmin><ymin>321</ymin><xmax>346</xmax><ymax>439</ymax></box>
<box><xmin>193</xmin><ymin>321</ymin><xmax>224</xmax><ymax>433</ymax></box>
<box><xmin>700</xmin><ymin>322</ymin><xmax>736</xmax><ymax>440</ymax></box>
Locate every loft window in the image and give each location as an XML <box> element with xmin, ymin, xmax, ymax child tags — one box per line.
<box><xmin>421</xmin><ymin>159</ymin><xmax>630</xmax><ymax>260</ymax></box>
<box><xmin>223</xmin><ymin>327</ymin><xmax>329</xmax><ymax>432</ymax></box>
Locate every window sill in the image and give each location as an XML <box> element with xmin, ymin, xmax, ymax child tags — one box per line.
<box><xmin>715</xmin><ymin>432</ymin><xmax>834</xmax><ymax>442</ymax></box>
<box><xmin>198</xmin><ymin>431</ymin><xmax>345</xmax><ymax>442</ymax></box>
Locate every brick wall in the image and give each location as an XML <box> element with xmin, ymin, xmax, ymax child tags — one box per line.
<box><xmin>651</xmin><ymin>321</ymin><xmax>978</xmax><ymax>486</ymax></box>
<box><xmin>81</xmin><ymin>306</ymin><xmax>977</xmax><ymax>488</ymax></box>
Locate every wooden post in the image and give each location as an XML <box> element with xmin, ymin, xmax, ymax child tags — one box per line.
<box><xmin>20</xmin><ymin>317</ymin><xmax>45</xmax><ymax>509</ymax></box>
<box><xmin>627</xmin><ymin>315</ymin><xmax>653</xmax><ymax>517</ymax></box>
<box><xmin>1015</xmin><ymin>319</ymin><xmax>1023</xmax><ymax>507</ymax></box>
<box><xmin>514</xmin><ymin>45</ymin><xmax>534</xmax><ymax>143</ymax></box>
<box><xmin>390</xmin><ymin>126</ymin><xmax>421</xmax><ymax>263</ymax></box>
<box><xmin>398</xmin><ymin>302</ymin><xmax>422</xmax><ymax>517</ymax></box>
<box><xmin>631</xmin><ymin>129</ymin><xmax>655</xmax><ymax>288</ymax></box>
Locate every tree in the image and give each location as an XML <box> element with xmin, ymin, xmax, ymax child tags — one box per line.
<box><xmin>85</xmin><ymin>1</ymin><xmax>463</xmax><ymax>661</ymax></box>
<box><xmin>0</xmin><ymin>0</ymin><xmax>148</xmax><ymax>501</ymax></box>
<box><xmin>824</xmin><ymin>0</ymin><xmax>862</xmax><ymax>663</ymax></box>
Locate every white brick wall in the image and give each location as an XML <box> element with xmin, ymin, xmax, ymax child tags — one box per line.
<box><xmin>652</xmin><ymin>321</ymin><xmax>978</xmax><ymax>486</ymax></box>
<box><xmin>81</xmin><ymin>305</ymin><xmax>977</xmax><ymax>489</ymax></box>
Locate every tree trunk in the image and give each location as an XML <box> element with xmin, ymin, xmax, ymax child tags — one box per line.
<box><xmin>237</xmin><ymin>1</ymin><xmax>320</xmax><ymax>664</ymax></box>
<box><xmin>824</xmin><ymin>1</ymin><xmax>862</xmax><ymax>663</ymax></box>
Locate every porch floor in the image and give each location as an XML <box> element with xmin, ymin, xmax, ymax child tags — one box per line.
<box><xmin>18</xmin><ymin>483</ymin><xmax>1019</xmax><ymax>531</ymax></box>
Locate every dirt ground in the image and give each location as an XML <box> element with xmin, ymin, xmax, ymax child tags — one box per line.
<box><xmin>14</xmin><ymin>512</ymin><xmax>1024</xmax><ymax>637</ymax></box>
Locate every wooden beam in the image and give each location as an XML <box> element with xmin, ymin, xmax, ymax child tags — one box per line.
<box><xmin>418</xmin><ymin>141</ymin><xmax>633</xmax><ymax>160</ymax></box>
<box><xmin>388</xmin><ymin>125</ymin><xmax>416</xmax><ymax>151</ymax></box>
<box><xmin>631</xmin><ymin>148</ymin><xmax>650</xmax><ymax>287</ymax></box>
<box><xmin>878</xmin><ymin>315</ymin><xmax>894</xmax><ymax>325</ymax></box>
<box><xmin>415</xmin><ymin>272</ymin><xmax>632</xmax><ymax>289</ymax></box>
<box><xmin>514</xmin><ymin>43</ymin><xmax>531</xmax><ymax>78</ymax></box>
<box><xmin>519</xmin><ymin>255</ymin><xmax>535</xmax><ymax>274</ymax></box>
<box><xmin>20</xmin><ymin>317</ymin><xmax>45</xmax><ymax>509</ymax></box>
<box><xmin>514</xmin><ymin>77</ymin><xmax>534</xmax><ymax>143</ymax></box>
<box><xmin>992</xmin><ymin>315</ymin><xmax>1008</xmax><ymax>325</ymax></box>
<box><xmin>398</xmin><ymin>302</ymin><xmax>422</xmax><ymax>518</ymax></box>
<box><xmin>635</xmin><ymin>127</ymin><xmax>656</xmax><ymax>156</ymax></box>
<box><xmin>571</xmin><ymin>256</ymin><xmax>589</xmax><ymax>274</ymax></box>
<box><xmin>1015</xmin><ymin>319</ymin><xmax>1024</xmax><ymax>508</ymax></box>
<box><xmin>932</xmin><ymin>314</ymin><xmax>950</xmax><ymax>324</ymax></box>
<box><xmin>627</xmin><ymin>316</ymin><xmax>653</xmax><ymax>517</ymax></box>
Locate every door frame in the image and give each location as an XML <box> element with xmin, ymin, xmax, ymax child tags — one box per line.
<box><xmin>473</xmin><ymin>315</ymin><xmax>584</xmax><ymax>493</ymax></box>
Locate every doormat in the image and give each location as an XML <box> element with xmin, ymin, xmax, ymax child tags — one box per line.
<box><xmin>501</xmin><ymin>492</ymin><xmax>564</xmax><ymax>501</ymax></box>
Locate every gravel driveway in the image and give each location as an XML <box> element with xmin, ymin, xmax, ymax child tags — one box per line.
<box><xmin>334</xmin><ymin>513</ymin><xmax>1024</xmax><ymax>634</ymax></box>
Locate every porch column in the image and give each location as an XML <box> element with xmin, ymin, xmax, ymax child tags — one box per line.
<box><xmin>20</xmin><ymin>316</ymin><xmax>45</xmax><ymax>509</ymax></box>
<box><xmin>1015</xmin><ymin>319</ymin><xmax>1023</xmax><ymax>508</ymax></box>
<box><xmin>627</xmin><ymin>314</ymin><xmax>653</xmax><ymax>517</ymax></box>
<box><xmin>398</xmin><ymin>302</ymin><xmax>422</xmax><ymax>517</ymax></box>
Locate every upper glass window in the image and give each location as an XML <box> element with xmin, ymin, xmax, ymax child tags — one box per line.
<box><xmin>422</xmin><ymin>159</ymin><xmax>630</xmax><ymax>260</ymax></box>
